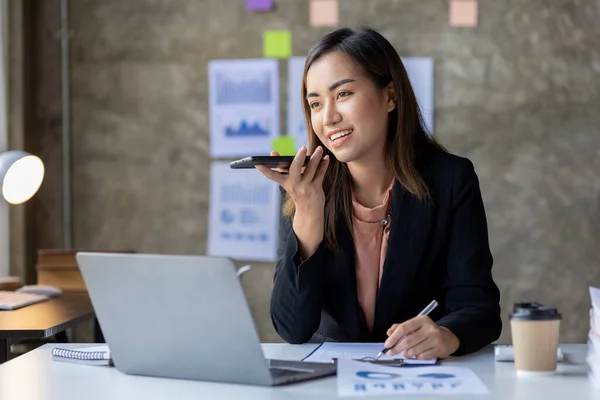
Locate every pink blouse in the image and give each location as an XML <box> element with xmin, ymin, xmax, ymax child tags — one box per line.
<box><xmin>351</xmin><ymin>181</ymin><xmax>394</xmax><ymax>332</ymax></box>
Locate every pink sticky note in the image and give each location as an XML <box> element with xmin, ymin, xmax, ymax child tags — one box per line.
<box><xmin>310</xmin><ymin>0</ymin><xmax>339</xmax><ymax>27</ymax></box>
<box><xmin>449</xmin><ymin>0</ymin><xmax>478</xmax><ymax>27</ymax></box>
<box><xmin>246</xmin><ymin>0</ymin><xmax>273</xmax><ymax>11</ymax></box>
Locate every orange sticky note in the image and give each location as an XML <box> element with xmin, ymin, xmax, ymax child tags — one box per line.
<box><xmin>449</xmin><ymin>0</ymin><xmax>478</xmax><ymax>27</ymax></box>
<box><xmin>310</xmin><ymin>0</ymin><xmax>339</xmax><ymax>27</ymax></box>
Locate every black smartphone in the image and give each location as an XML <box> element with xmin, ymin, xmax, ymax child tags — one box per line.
<box><xmin>230</xmin><ymin>156</ymin><xmax>311</xmax><ymax>169</ymax></box>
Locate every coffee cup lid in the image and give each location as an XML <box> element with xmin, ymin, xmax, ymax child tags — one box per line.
<box><xmin>509</xmin><ymin>302</ymin><xmax>561</xmax><ymax>321</ymax></box>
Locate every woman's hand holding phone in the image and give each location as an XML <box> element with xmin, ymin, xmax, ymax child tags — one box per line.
<box><xmin>255</xmin><ymin>146</ymin><xmax>329</xmax><ymax>208</ymax></box>
<box><xmin>255</xmin><ymin>146</ymin><xmax>329</xmax><ymax>259</ymax></box>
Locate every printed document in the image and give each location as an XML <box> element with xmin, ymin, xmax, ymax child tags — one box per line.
<box><xmin>303</xmin><ymin>342</ymin><xmax>437</xmax><ymax>365</ymax></box>
<box><xmin>337</xmin><ymin>358</ymin><xmax>489</xmax><ymax>397</ymax></box>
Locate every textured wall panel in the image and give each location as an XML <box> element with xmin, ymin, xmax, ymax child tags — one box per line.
<box><xmin>28</xmin><ymin>0</ymin><xmax>600</xmax><ymax>344</ymax></box>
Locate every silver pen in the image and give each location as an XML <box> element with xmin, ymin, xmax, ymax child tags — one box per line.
<box><xmin>375</xmin><ymin>299</ymin><xmax>439</xmax><ymax>360</ymax></box>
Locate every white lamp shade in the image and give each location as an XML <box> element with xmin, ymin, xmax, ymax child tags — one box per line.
<box><xmin>0</xmin><ymin>150</ymin><xmax>45</xmax><ymax>204</ymax></box>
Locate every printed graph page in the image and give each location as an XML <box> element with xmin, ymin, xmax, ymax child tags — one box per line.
<box><xmin>337</xmin><ymin>359</ymin><xmax>489</xmax><ymax>397</ymax></box>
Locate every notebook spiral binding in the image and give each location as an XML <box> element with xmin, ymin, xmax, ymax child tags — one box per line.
<box><xmin>52</xmin><ymin>348</ymin><xmax>110</xmax><ymax>360</ymax></box>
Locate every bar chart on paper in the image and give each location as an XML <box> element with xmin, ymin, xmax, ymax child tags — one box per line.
<box><xmin>219</xmin><ymin>184</ymin><xmax>271</xmax><ymax>205</ymax></box>
<box><xmin>221</xmin><ymin>117</ymin><xmax>272</xmax><ymax>138</ymax></box>
<box><xmin>209</xmin><ymin>59</ymin><xmax>279</xmax><ymax>157</ymax></box>
<box><xmin>287</xmin><ymin>57</ymin><xmax>308</xmax><ymax>150</ymax></box>
<box><xmin>207</xmin><ymin>162</ymin><xmax>280</xmax><ymax>261</ymax></box>
<box><xmin>215</xmin><ymin>71</ymin><xmax>272</xmax><ymax>105</ymax></box>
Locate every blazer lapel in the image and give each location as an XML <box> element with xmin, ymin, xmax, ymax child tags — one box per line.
<box><xmin>372</xmin><ymin>180</ymin><xmax>435</xmax><ymax>336</ymax></box>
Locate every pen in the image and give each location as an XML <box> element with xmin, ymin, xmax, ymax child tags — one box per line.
<box><xmin>375</xmin><ymin>299</ymin><xmax>439</xmax><ymax>360</ymax></box>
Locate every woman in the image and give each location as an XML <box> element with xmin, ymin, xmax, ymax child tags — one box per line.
<box><xmin>256</xmin><ymin>27</ymin><xmax>501</xmax><ymax>359</ymax></box>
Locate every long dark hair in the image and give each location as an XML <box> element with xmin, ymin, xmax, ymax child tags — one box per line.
<box><xmin>283</xmin><ymin>26</ymin><xmax>445</xmax><ymax>250</ymax></box>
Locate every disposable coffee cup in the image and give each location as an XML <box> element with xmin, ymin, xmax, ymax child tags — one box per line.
<box><xmin>509</xmin><ymin>302</ymin><xmax>561</xmax><ymax>375</ymax></box>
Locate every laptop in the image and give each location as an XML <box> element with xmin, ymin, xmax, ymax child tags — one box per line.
<box><xmin>75</xmin><ymin>252</ymin><xmax>336</xmax><ymax>386</ymax></box>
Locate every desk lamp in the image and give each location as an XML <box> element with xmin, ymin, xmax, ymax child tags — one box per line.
<box><xmin>0</xmin><ymin>150</ymin><xmax>45</xmax><ymax>204</ymax></box>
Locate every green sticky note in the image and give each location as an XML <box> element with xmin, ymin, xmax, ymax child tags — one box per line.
<box><xmin>263</xmin><ymin>30</ymin><xmax>292</xmax><ymax>58</ymax></box>
<box><xmin>272</xmin><ymin>136</ymin><xmax>296</xmax><ymax>156</ymax></box>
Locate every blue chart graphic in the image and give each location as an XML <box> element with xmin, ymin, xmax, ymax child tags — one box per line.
<box><xmin>217</xmin><ymin>184</ymin><xmax>271</xmax><ymax>244</ymax></box>
<box><xmin>417</xmin><ymin>373</ymin><xmax>456</xmax><ymax>379</ymax></box>
<box><xmin>216</xmin><ymin>72</ymin><xmax>271</xmax><ymax>104</ymax></box>
<box><xmin>225</xmin><ymin>120</ymin><xmax>270</xmax><ymax>137</ymax></box>
<box><xmin>356</xmin><ymin>371</ymin><xmax>401</xmax><ymax>380</ymax></box>
<box><xmin>239</xmin><ymin>209</ymin><xmax>259</xmax><ymax>225</ymax></box>
<box><xmin>220</xmin><ymin>210</ymin><xmax>235</xmax><ymax>224</ymax></box>
<box><xmin>220</xmin><ymin>208</ymin><xmax>260</xmax><ymax>225</ymax></box>
<box><xmin>220</xmin><ymin>232</ymin><xmax>269</xmax><ymax>242</ymax></box>
<box><xmin>220</xmin><ymin>184</ymin><xmax>270</xmax><ymax>205</ymax></box>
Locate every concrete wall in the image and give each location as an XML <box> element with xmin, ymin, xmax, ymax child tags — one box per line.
<box><xmin>20</xmin><ymin>0</ymin><xmax>600</xmax><ymax>344</ymax></box>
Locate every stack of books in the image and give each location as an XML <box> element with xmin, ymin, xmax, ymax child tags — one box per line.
<box><xmin>588</xmin><ymin>286</ymin><xmax>600</xmax><ymax>388</ymax></box>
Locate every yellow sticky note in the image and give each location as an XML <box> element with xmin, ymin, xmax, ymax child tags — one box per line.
<box><xmin>310</xmin><ymin>0</ymin><xmax>339</xmax><ymax>27</ymax></box>
<box><xmin>263</xmin><ymin>30</ymin><xmax>292</xmax><ymax>58</ymax></box>
<box><xmin>272</xmin><ymin>136</ymin><xmax>296</xmax><ymax>156</ymax></box>
<box><xmin>449</xmin><ymin>0</ymin><xmax>478</xmax><ymax>27</ymax></box>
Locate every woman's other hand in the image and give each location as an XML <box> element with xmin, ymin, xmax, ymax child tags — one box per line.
<box><xmin>384</xmin><ymin>316</ymin><xmax>460</xmax><ymax>360</ymax></box>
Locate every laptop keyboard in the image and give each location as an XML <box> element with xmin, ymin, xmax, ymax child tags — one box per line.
<box><xmin>269</xmin><ymin>367</ymin><xmax>311</xmax><ymax>379</ymax></box>
<box><xmin>0</xmin><ymin>291</ymin><xmax>49</xmax><ymax>310</ymax></box>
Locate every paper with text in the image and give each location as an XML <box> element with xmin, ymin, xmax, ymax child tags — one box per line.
<box><xmin>286</xmin><ymin>56</ymin><xmax>307</xmax><ymax>151</ymax></box>
<box><xmin>208</xmin><ymin>58</ymin><xmax>280</xmax><ymax>157</ymax></box>
<box><xmin>207</xmin><ymin>162</ymin><xmax>280</xmax><ymax>261</ymax></box>
<box><xmin>303</xmin><ymin>342</ymin><xmax>437</xmax><ymax>365</ymax></box>
<box><xmin>337</xmin><ymin>358</ymin><xmax>489</xmax><ymax>397</ymax></box>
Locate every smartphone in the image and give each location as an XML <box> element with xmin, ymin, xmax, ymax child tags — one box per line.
<box><xmin>230</xmin><ymin>156</ymin><xmax>311</xmax><ymax>169</ymax></box>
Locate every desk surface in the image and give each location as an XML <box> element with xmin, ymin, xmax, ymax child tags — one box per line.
<box><xmin>0</xmin><ymin>294</ymin><xmax>94</xmax><ymax>339</ymax></box>
<box><xmin>0</xmin><ymin>343</ymin><xmax>598</xmax><ymax>400</ymax></box>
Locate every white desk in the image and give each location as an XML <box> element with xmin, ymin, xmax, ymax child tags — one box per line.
<box><xmin>0</xmin><ymin>343</ymin><xmax>598</xmax><ymax>400</ymax></box>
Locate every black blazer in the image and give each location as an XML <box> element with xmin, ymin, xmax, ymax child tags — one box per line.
<box><xmin>270</xmin><ymin>149</ymin><xmax>502</xmax><ymax>356</ymax></box>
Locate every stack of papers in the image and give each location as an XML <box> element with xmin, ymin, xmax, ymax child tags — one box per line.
<box><xmin>588</xmin><ymin>286</ymin><xmax>600</xmax><ymax>388</ymax></box>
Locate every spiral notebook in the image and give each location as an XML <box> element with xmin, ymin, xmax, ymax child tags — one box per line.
<box><xmin>51</xmin><ymin>345</ymin><xmax>113</xmax><ymax>366</ymax></box>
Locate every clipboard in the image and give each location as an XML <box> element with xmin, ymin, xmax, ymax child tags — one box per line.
<box><xmin>331</xmin><ymin>357</ymin><xmax>406</xmax><ymax>367</ymax></box>
<box><xmin>302</xmin><ymin>343</ymin><xmax>439</xmax><ymax>367</ymax></box>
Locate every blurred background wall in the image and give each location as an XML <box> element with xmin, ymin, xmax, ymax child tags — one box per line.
<box><xmin>9</xmin><ymin>0</ymin><xmax>600</xmax><ymax>343</ymax></box>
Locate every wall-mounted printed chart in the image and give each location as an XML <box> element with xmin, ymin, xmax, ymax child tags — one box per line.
<box><xmin>207</xmin><ymin>162</ymin><xmax>280</xmax><ymax>262</ymax></box>
<box><xmin>209</xmin><ymin>59</ymin><xmax>280</xmax><ymax>157</ymax></box>
<box><xmin>401</xmin><ymin>57</ymin><xmax>435</xmax><ymax>135</ymax></box>
<box><xmin>287</xmin><ymin>57</ymin><xmax>307</xmax><ymax>151</ymax></box>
